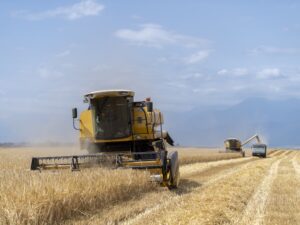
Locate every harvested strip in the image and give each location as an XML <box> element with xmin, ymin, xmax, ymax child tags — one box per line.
<box><xmin>267</xmin><ymin>150</ymin><xmax>276</xmax><ymax>156</ymax></box>
<box><xmin>180</xmin><ymin>157</ymin><xmax>253</xmax><ymax>177</ymax></box>
<box><xmin>63</xmin><ymin>190</ymin><xmax>175</xmax><ymax>225</ymax></box>
<box><xmin>69</xmin><ymin>156</ymin><xmax>257</xmax><ymax>225</ymax></box>
<box><xmin>284</xmin><ymin>150</ymin><xmax>295</xmax><ymax>156</ymax></box>
<box><xmin>180</xmin><ymin>152</ymin><xmax>241</xmax><ymax>165</ymax></box>
<box><xmin>123</xmin><ymin>158</ymin><xmax>273</xmax><ymax>225</ymax></box>
<box><xmin>293</xmin><ymin>153</ymin><xmax>300</xmax><ymax>177</ymax></box>
<box><xmin>268</xmin><ymin>150</ymin><xmax>280</xmax><ymax>157</ymax></box>
<box><xmin>236</xmin><ymin>158</ymin><xmax>281</xmax><ymax>225</ymax></box>
<box><xmin>276</xmin><ymin>150</ymin><xmax>286</xmax><ymax>156</ymax></box>
<box><xmin>263</xmin><ymin>153</ymin><xmax>300</xmax><ymax>225</ymax></box>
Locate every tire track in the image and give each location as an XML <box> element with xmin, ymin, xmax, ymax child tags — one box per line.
<box><xmin>66</xmin><ymin>153</ymin><xmax>285</xmax><ymax>225</ymax></box>
<box><xmin>267</xmin><ymin>150</ymin><xmax>279</xmax><ymax>157</ymax></box>
<box><xmin>121</xmin><ymin>158</ymin><xmax>263</xmax><ymax>225</ymax></box>
<box><xmin>127</xmin><ymin>157</ymin><xmax>282</xmax><ymax>225</ymax></box>
<box><xmin>181</xmin><ymin>157</ymin><xmax>255</xmax><ymax>180</ymax></box>
<box><xmin>263</xmin><ymin>151</ymin><xmax>300</xmax><ymax>225</ymax></box>
<box><xmin>292</xmin><ymin>152</ymin><xmax>300</xmax><ymax>177</ymax></box>
<box><xmin>65</xmin><ymin>156</ymin><xmax>258</xmax><ymax>225</ymax></box>
<box><xmin>126</xmin><ymin>153</ymin><xmax>287</xmax><ymax>225</ymax></box>
<box><xmin>236</xmin><ymin>158</ymin><xmax>282</xmax><ymax>225</ymax></box>
<box><xmin>237</xmin><ymin>151</ymin><xmax>296</xmax><ymax>225</ymax></box>
<box><xmin>270</xmin><ymin>150</ymin><xmax>284</xmax><ymax>157</ymax></box>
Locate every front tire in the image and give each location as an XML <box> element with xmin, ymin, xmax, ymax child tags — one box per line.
<box><xmin>167</xmin><ymin>151</ymin><xmax>180</xmax><ymax>189</ymax></box>
<box><xmin>242</xmin><ymin>151</ymin><xmax>245</xmax><ymax>157</ymax></box>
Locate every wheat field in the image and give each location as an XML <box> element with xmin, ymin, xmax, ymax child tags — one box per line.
<box><xmin>0</xmin><ymin>146</ymin><xmax>299</xmax><ymax>225</ymax></box>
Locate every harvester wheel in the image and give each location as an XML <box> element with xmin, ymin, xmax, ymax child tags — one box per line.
<box><xmin>167</xmin><ymin>151</ymin><xmax>180</xmax><ymax>189</ymax></box>
<box><xmin>242</xmin><ymin>151</ymin><xmax>245</xmax><ymax>157</ymax></box>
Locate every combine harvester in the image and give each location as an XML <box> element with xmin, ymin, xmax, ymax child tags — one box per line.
<box><xmin>31</xmin><ymin>90</ymin><xmax>179</xmax><ymax>188</ymax></box>
<box><xmin>224</xmin><ymin>134</ymin><xmax>267</xmax><ymax>157</ymax></box>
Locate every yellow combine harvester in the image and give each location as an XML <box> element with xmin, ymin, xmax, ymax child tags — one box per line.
<box><xmin>31</xmin><ymin>90</ymin><xmax>179</xmax><ymax>188</ymax></box>
<box><xmin>224</xmin><ymin>134</ymin><xmax>264</xmax><ymax>157</ymax></box>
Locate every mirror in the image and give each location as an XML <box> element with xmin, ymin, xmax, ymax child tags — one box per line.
<box><xmin>72</xmin><ymin>108</ymin><xmax>78</xmax><ymax>119</ymax></box>
<box><xmin>147</xmin><ymin>102</ymin><xmax>153</xmax><ymax>112</ymax></box>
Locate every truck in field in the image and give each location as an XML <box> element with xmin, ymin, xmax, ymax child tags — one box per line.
<box><xmin>251</xmin><ymin>143</ymin><xmax>267</xmax><ymax>158</ymax></box>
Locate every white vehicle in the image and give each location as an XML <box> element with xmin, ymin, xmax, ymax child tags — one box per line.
<box><xmin>252</xmin><ymin>144</ymin><xmax>267</xmax><ymax>158</ymax></box>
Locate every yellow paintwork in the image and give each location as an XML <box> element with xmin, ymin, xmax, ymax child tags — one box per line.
<box><xmin>224</xmin><ymin>139</ymin><xmax>242</xmax><ymax>149</ymax></box>
<box><xmin>79</xmin><ymin>110</ymin><xmax>94</xmax><ymax>139</ymax></box>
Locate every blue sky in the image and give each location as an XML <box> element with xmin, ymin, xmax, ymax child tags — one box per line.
<box><xmin>1</xmin><ymin>0</ymin><xmax>300</xmax><ymax>142</ymax></box>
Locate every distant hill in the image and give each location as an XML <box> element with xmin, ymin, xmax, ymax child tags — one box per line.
<box><xmin>165</xmin><ymin>98</ymin><xmax>300</xmax><ymax>147</ymax></box>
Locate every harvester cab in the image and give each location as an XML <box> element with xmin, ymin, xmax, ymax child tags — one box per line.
<box><xmin>224</xmin><ymin>138</ymin><xmax>244</xmax><ymax>156</ymax></box>
<box><xmin>31</xmin><ymin>90</ymin><xmax>179</xmax><ymax>189</ymax></box>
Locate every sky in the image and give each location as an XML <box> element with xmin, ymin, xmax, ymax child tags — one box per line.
<box><xmin>1</xmin><ymin>0</ymin><xmax>300</xmax><ymax>143</ymax></box>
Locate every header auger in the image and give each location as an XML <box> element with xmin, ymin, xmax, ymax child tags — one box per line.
<box><xmin>31</xmin><ymin>90</ymin><xmax>179</xmax><ymax>189</ymax></box>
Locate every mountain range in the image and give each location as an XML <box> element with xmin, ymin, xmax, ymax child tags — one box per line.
<box><xmin>165</xmin><ymin>98</ymin><xmax>300</xmax><ymax>148</ymax></box>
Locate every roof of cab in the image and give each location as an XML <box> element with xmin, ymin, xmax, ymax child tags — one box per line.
<box><xmin>225</xmin><ymin>138</ymin><xmax>240</xmax><ymax>141</ymax></box>
<box><xmin>84</xmin><ymin>89</ymin><xmax>135</xmax><ymax>99</ymax></box>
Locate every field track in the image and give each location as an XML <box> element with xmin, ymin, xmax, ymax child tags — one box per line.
<box><xmin>65</xmin><ymin>149</ymin><xmax>300</xmax><ymax>225</ymax></box>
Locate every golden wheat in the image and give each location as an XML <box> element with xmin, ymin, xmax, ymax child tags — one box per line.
<box><xmin>176</xmin><ymin>147</ymin><xmax>242</xmax><ymax>165</ymax></box>
<box><xmin>263</xmin><ymin>153</ymin><xmax>300</xmax><ymax>224</ymax></box>
<box><xmin>0</xmin><ymin>146</ymin><xmax>289</xmax><ymax>225</ymax></box>
<box><xmin>129</xmin><ymin>156</ymin><xmax>277</xmax><ymax>225</ymax></box>
<box><xmin>0</xmin><ymin>147</ymin><xmax>156</xmax><ymax>225</ymax></box>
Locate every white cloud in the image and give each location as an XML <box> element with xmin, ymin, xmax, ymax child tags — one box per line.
<box><xmin>115</xmin><ymin>24</ymin><xmax>209</xmax><ymax>48</ymax></box>
<box><xmin>217</xmin><ymin>68</ymin><xmax>248</xmax><ymax>76</ymax></box>
<box><xmin>257</xmin><ymin>68</ymin><xmax>282</xmax><ymax>79</ymax></box>
<box><xmin>232</xmin><ymin>85</ymin><xmax>247</xmax><ymax>91</ymax></box>
<box><xmin>250</xmin><ymin>46</ymin><xmax>299</xmax><ymax>54</ymax></box>
<box><xmin>181</xmin><ymin>73</ymin><xmax>204</xmax><ymax>80</ymax></box>
<box><xmin>166</xmin><ymin>81</ymin><xmax>187</xmax><ymax>89</ymax></box>
<box><xmin>37</xmin><ymin>67</ymin><xmax>64</xmax><ymax>79</ymax></box>
<box><xmin>0</xmin><ymin>90</ymin><xmax>5</xmax><ymax>96</ymax></box>
<box><xmin>217</xmin><ymin>69</ymin><xmax>228</xmax><ymax>75</ymax></box>
<box><xmin>92</xmin><ymin>64</ymin><xmax>111</xmax><ymax>72</ymax></box>
<box><xmin>12</xmin><ymin>0</ymin><xmax>104</xmax><ymax>21</ymax></box>
<box><xmin>131</xmin><ymin>15</ymin><xmax>142</xmax><ymax>20</ymax></box>
<box><xmin>192</xmin><ymin>88</ymin><xmax>217</xmax><ymax>94</ymax></box>
<box><xmin>56</xmin><ymin>50</ymin><xmax>70</xmax><ymax>57</ymax></box>
<box><xmin>183</xmin><ymin>50</ymin><xmax>211</xmax><ymax>64</ymax></box>
<box><xmin>61</xmin><ymin>63</ymin><xmax>75</xmax><ymax>69</ymax></box>
<box><xmin>157</xmin><ymin>57</ymin><xmax>168</xmax><ymax>63</ymax></box>
<box><xmin>232</xmin><ymin>68</ymin><xmax>248</xmax><ymax>76</ymax></box>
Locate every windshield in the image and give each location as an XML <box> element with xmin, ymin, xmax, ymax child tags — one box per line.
<box><xmin>92</xmin><ymin>97</ymin><xmax>131</xmax><ymax>139</ymax></box>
